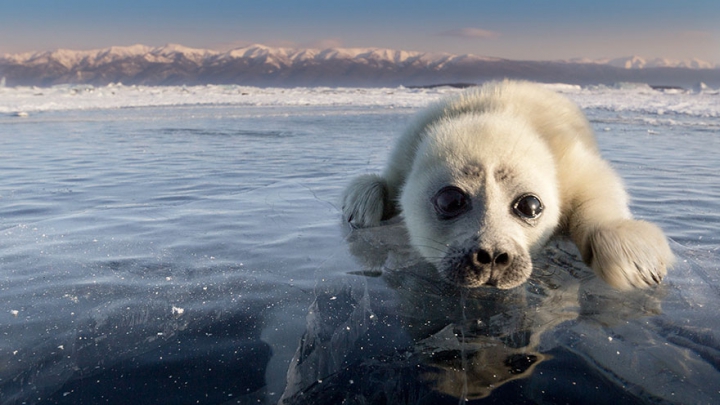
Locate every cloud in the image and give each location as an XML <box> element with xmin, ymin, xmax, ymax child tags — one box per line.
<box><xmin>438</xmin><ymin>28</ymin><xmax>500</xmax><ymax>39</ymax></box>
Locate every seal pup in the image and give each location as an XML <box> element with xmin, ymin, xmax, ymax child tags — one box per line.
<box><xmin>342</xmin><ymin>80</ymin><xmax>673</xmax><ymax>290</ymax></box>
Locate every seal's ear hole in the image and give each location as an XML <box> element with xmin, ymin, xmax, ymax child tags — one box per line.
<box><xmin>432</xmin><ymin>186</ymin><xmax>471</xmax><ymax>220</ymax></box>
<box><xmin>513</xmin><ymin>194</ymin><xmax>543</xmax><ymax>220</ymax></box>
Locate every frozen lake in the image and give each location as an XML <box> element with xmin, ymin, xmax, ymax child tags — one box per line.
<box><xmin>1</xmin><ymin>84</ymin><xmax>719</xmax><ymax>404</ymax></box>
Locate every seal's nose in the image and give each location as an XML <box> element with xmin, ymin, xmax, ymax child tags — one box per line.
<box><xmin>475</xmin><ymin>248</ymin><xmax>512</xmax><ymax>271</ymax></box>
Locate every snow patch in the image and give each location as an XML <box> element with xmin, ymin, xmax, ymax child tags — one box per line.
<box><xmin>1</xmin><ymin>83</ymin><xmax>718</xmax><ymax>120</ymax></box>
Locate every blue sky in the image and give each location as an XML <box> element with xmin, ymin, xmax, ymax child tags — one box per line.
<box><xmin>1</xmin><ymin>0</ymin><xmax>718</xmax><ymax>63</ymax></box>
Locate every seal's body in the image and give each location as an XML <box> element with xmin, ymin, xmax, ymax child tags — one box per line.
<box><xmin>342</xmin><ymin>80</ymin><xmax>673</xmax><ymax>290</ymax></box>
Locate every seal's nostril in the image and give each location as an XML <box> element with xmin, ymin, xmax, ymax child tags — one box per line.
<box><xmin>476</xmin><ymin>249</ymin><xmax>492</xmax><ymax>264</ymax></box>
<box><xmin>495</xmin><ymin>252</ymin><xmax>510</xmax><ymax>266</ymax></box>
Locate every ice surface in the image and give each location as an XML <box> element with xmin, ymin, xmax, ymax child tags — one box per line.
<box><xmin>1</xmin><ymin>83</ymin><xmax>719</xmax><ymax>119</ymax></box>
<box><xmin>0</xmin><ymin>90</ymin><xmax>719</xmax><ymax>404</ymax></box>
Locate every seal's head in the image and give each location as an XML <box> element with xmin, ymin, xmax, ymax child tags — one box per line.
<box><xmin>399</xmin><ymin>113</ymin><xmax>561</xmax><ymax>289</ymax></box>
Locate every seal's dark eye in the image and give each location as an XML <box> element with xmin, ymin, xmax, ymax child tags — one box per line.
<box><xmin>513</xmin><ymin>194</ymin><xmax>543</xmax><ymax>220</ymax></box>
<box><xmin>432</xmin><ymin>186</ymin><xmax>471</xmax><ymax>219</ymax></box>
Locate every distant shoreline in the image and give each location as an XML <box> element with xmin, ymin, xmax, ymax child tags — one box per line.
<box><xmin>2</xmin><ymin>44</ymin><xmax>719</xmax><ymax>88</ymax></box>
<box><xmin>2</xmin><ymin>83</ymin><xmax>718</xmax><ymax>118</ymax></box>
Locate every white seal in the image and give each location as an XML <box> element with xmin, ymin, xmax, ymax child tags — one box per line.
<box><xmin>342</xmin><ymin>80</ymin><xmax>673</xmax><ymax>290</ymax></box>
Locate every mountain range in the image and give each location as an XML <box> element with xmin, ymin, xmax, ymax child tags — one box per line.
<box><xmin>1</xmin><ymin>44</ymin><xmax>718</xmax><ymax>88</ymax></box>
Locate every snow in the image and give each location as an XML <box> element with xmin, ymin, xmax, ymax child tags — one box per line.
<box><xmin>0</xmin><ymin>83</ymin><xmax>718</xmax><ymax>119</ymax></box>
<box><xmin>94</xmin><ymin>45</ymin><xmax>154</xmax><ymax>65</ymax></box>
<box><xmin>566</xmin><ymin>56</ymin><xmax>718</xmax><ymax>69</ymax></box>
<box><xmin>5</xmin><ymin>44</ymin><xmax>715</xmax><ymax>71</ymax></box>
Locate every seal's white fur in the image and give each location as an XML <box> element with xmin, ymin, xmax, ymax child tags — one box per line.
<box><xmin>342</xmin><ymin>80</ymin><xmax>673</xmax><ymax>290</ymax></box>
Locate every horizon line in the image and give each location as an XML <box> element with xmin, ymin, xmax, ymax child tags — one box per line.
<box><xmin>2</xmin><ymin>42</ymin><xmax>718</xmax><ymax>68</ymax></box>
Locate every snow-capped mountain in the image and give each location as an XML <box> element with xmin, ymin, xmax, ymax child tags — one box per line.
<box><xmin>1</xmin><ymin>44</ymin><xmax>718</xmax><ymax>87</ymax></box>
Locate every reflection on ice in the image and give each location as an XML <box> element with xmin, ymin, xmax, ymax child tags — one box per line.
<box><xmin>282</xmin><ymin>221</ymin><xmax>718</xmax><ymax>404</ymax></box>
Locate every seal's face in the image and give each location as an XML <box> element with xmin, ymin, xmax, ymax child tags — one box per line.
<box><xmin>399</xmin><ymin>114</ymin><xmax>561</xmax><ymax>289</ymax></box>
